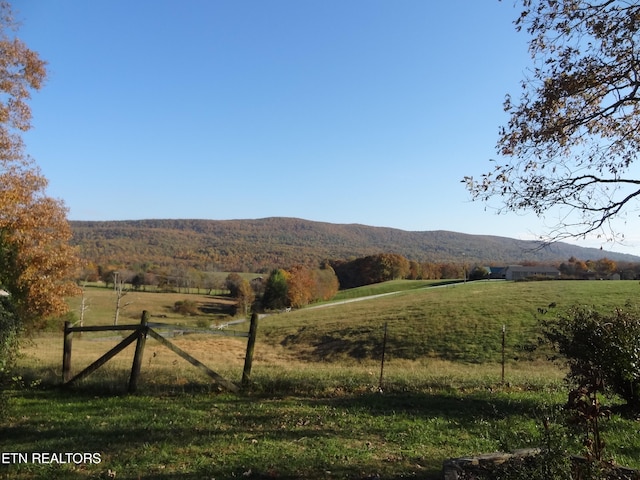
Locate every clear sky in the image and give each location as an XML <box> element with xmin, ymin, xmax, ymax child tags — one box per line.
<box><xmin>12</xmin><ymin>1</ymin><xmax>640</xmax><ymax>256</ymax></box>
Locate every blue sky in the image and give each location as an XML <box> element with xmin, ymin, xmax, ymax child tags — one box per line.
<box><xmin>12</xmin><ymin>1</ymin><xmax>640</xmax><ymax>255</ymax></box>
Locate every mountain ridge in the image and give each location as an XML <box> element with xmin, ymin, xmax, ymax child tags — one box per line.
<box><xmin>69</xmin><ymin>217</ymin><xmax>640</xmax><ymax>272</ymax></box>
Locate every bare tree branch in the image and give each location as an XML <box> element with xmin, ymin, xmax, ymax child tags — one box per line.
<box><xmin>467</xmin><ymin>0</ymin><xmax>640</xmax><ymax>243</ymax></box>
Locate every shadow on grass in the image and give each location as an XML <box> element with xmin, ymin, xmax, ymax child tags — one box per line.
<box><xmin>282</xmin><ymin>326</ymin><xmax>534</xmax><ymax>364</ymax></box>
<box><xmin>321</xmin><ymin>388</ymin><xmax>548</xmax><ymax>418</ymax></box>
<box><xmin>198</xmin><ymin>300</ymin><xmax>235</xmax><ymax>316</ymax></box>
<box><xmin>2</xmin><ymin>381</ymin><xmax>565</xmax><ymax>480</ymax></box>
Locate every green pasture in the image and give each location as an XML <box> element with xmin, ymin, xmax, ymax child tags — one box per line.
<box><xmin>262</xmin><ymin>279</ymin><xmax>640</xmax><ymax>363</ymax></box>
<box><xmin>3</xmin><ymin>366</ymin><xmax>640</xmax><ymax>480</ymax></box>
<box><xmin>330</xmin><ymin>279</ymin><xmax>448</xmax><ymax>300</ymax></box>
<box><xmin>2</xmin><ymin>379</ymin><xmax>568</xmax><ymax>480</ymax></box>
<box><xmin>4</xmin><ymin>279</ymin><xmax>640</xmax><ymax>479</ymax></box>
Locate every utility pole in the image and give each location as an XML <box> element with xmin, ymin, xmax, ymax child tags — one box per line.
<box><xmin>463</xmin><ymin>253</ymin><xmax>467</xmax><ymax>284</ymax></box>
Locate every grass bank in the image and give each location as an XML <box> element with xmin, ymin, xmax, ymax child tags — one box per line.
<box><xmin>262</xmin><ymin>280</ymin><xmax>640</xmax><ymax>363</ymax></box>
<box><xmin>3</xmin><ymin>364</ymin><xmax>640</xmax><ymax>480</ymax></box>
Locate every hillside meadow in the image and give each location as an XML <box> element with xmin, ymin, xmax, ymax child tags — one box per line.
<box><xmin>4</xmin><ymin>280</ymin><xmax>640</xmax><ymax>479</ymax></box>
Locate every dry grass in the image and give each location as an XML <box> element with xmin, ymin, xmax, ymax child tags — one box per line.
<box><xmin>18</xmin><ymin>331</ymin><xmax>251</xmax><ymax>389</ymax></box>
<box><xmin>25</xmin><ymin>279</ymin><xmax>632</xmax><ymax>391</ymax></box>
<box><xmin>17</xmin><ymin>328</ymin><xmax>565</xmax><ymax>397</ymax></box>
<box><xmin>67</xmin><ymin>286</ymin><xmax>236</xmax><ymax>326</ymax></box>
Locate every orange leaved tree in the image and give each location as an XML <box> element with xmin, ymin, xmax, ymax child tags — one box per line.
<box><xmin>0</xmin><ymin>2</ymin><xmax>80</xmax><ymax>374</ymax></box>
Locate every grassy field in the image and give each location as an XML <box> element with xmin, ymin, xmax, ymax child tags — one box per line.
<box><xmin>4</xmin><ymin>280</ymin><xmax>640</xmax><ymax>479</ymax></box>
<box><xmin>263</xmin><ymin>279</ymin><xmax>640</xmax><ymax>363</ymax></box>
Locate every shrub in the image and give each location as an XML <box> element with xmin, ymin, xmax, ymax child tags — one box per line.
<box><xmin>541</xmin><ymin>305</ymin><xmax>640</xmax><ymax>409</ymax></box>
<box><xmin>0</xmin><ymin>298</ymin><xmax>18</xmax><ymax>365</ymax></box>
<box><xmin>196</xmin><ymin>318</ymin><xmax>210</xmax><ymax>328</ymax></box>
<box><xmin>173</xmin><ymin>299</ymin><xmax>199</xmax><ymax>316</ymax></box>
<box><xmin>0</xmin><ymin>297</ymin><xmax>19</xmax><ymax>420</ymax></box>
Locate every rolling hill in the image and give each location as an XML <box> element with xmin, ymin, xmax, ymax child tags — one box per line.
<box><xmin>70</xmin><ymin>217</ymin><xmax>640</xmax><ymax>272</ymax></box>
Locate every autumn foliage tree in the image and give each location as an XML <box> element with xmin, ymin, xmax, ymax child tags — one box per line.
<box><xmin>0</xmin><ymin>2</ymin><xmax>80</xmax><ymax>372</ymax></box>
<box><xmin>465</xmin><ymin>0</ymin><xmax>640</xmax><ymax>243</ymax></box>
<box><xmin>224</xmin><ymin>273</ymin><xmax>244</xmax><ymax>297</ymax></box>
<box><xmin>1</xmin><ymin>169</ymin><xmax>80</xmax><ymax>321</ymax></box>
<box><xmin>236</xmin><ymin>279</ymin><xmax>255</xmax><ymax>316</ymax></box>
<box><xmin>312</xmin><ymin>263</ymin><xmax>340</xmax><ymax>302</ymax></box>
<box><xmin>558</xmin><ymin>256</ymin><xmax>589</xmax><ymax>278</ymax></box>
<box><xmin>261</xmin><ymin>265</ymin><xmax>339</xmax><ymax>310</ymax></box>
<box><xmin>286</xmin><ymin>265</ymin><xmax>315</xmax><ymax>308</ymax></box>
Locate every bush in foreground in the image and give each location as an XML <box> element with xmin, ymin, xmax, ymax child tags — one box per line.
<box><xmin>542</xmin><ymin>305</ymin><xmax>640</xmax><ymax>410</ymax></box>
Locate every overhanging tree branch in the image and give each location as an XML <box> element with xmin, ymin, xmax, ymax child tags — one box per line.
<box><xmin>466</xmin><ymin>0</ymin><xmax>640</xmax><ymax>243</ymax></box>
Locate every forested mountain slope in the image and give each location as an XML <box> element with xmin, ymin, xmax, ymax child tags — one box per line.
<box><xmin>70</xmin><ymin>217</ymin><xmax>640</xmax><ymax>272</ymax></box>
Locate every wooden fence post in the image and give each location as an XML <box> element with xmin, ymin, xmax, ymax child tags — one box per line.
<box><xmin>242</xmin><ymin>313</ymin><xmax>259</xmax><ymax>387</ymax></box>
<box><xmin>63</xmin><ymin>321</ymin><xmax>73</xmax><ymax>383</ymax></box>
<box><xmin>501</xmin><ymin>324</ymin><xmax>506</xmax><ymax>385</ymax></box>
<box><xmin>378</xmin><ymin>322</ymin><xmax>388</xmax><ymax>392</ymax></box>
<box><xmin>128</xmin><ymin>310</ymin><xmax>149</xmax><ymax>393</ymax></box>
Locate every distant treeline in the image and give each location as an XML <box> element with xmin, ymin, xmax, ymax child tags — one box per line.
<box><xmin>80</xmin><ymin>250</ymin><xmax>640</xmax><ymax>315</ymax></box>
<box><xmin>79</xmin><ymin>253</ymin><xmax>467</xmax><ymax>292</ymax></box>
<box><xmin>78</xmin><ymin>252</ymin><xmax>640</xmax><ymax>295</ymax></box>
<box><xmin>330</xmin><ymin>253</ymin><xmax>463</xmax><ymax>289</ymax></box>
<box><xmin>558</xmin><ymin>256</ymin><xmax>640</xmax><ymax>279</ymax></box>
<box><xmin>70</xmin><ymin>218</ymin><xmax>640</xmax><ymax>275</ymax></box>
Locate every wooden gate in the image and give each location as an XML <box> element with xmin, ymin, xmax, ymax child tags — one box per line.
<box><xmin>62</xmin><ymin>310</ymin><xmax>259</xmax><ymax>393</ymax></box>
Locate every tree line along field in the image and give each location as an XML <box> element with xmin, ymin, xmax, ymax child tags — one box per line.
<box><xmin>69</xmin><ymin>218</ymin><xmax>640</xmax><ymax>275</ymax></box>
<box><xmin>7</xmin><ymin>279</ymin><xmax>640</xmax><ymax>479</ymax></box>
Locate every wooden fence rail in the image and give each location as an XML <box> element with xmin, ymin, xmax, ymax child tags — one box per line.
<box><xmin>62</xmin><ymin>311</ymin><xmax>259</xmax><ymax>394</ymax></box>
